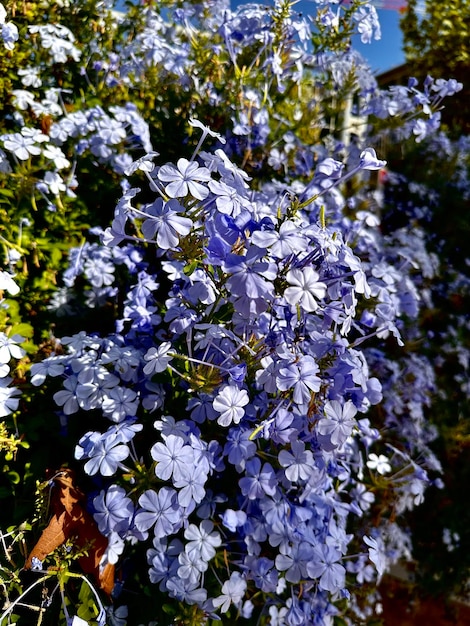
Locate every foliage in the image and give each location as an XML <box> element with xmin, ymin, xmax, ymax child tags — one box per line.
<box><xmin>0</xmin><ymin>0</ymin><xmax>468</xmax><ymax>624</ymax></box>
<box><xmin>400</xmin><ymin>0</ymin><xmax>470</xmax><ymax>134</ymax></box>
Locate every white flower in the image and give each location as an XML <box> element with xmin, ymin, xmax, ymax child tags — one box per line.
<box><xmin>359</xmin><ymin>147</ymin><xmax>387</xmax><ymax>171</ymax></box>
<box><xmin>0</xmin><ymin>333</ymin><xmax>25</xmax><ymax>364</ymax></box>
<box><xmin>213</xmin><ymin>384</ymin><xmax>249</xmax><ymax>427</ymax></box>
<box><xmin>42</xmin><ymin>145</ymin><xmax>70</xmax><ymax>170</ymax></box>
<box><xmin>11</xmin><ymin>89</ymin><xmax>36</xmax><ymax>110</ymax></box>
<box><xmin>0</xmin><ymin>271</ymin><xmax>19</xmax><ymax>295</ymax></box>
<box><xmin>213</xmin><ymin>571</ymin><xmax>246</xmax><ymax>613</ymax></box>
<box><xmin>18</xmin><ymin>67</ymin><xmax>42</xmax><ymax>88</ymax></box>
<box><xmin>284</xmin><ymin>267</ymin><xmax>327</xmax><ymax>312</ymax></box>
<box><xmin>366</xmin><ymin>453</ymin><xmax>391</xmax><ymax>475</ymax></box>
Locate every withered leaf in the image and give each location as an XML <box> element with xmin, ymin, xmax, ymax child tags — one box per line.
<box><xmin>24</xmin><ymin>468</ymin><xmax>115</xmax><ymax>596</ymax></box>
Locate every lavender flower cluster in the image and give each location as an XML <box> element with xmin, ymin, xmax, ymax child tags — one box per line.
<box><xmin>0</xmin><ymin>0</ymin><xmax>467</xmax><ymax>624</ymax></box>
<box><xmin>31</xmin><ymin>129</ymin><xmax>442</xmax><ymax>623</ymax></box>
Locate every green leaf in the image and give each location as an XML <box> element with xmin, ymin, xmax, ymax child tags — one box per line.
<box><xmin>10</xmin><ymin>323</ymin><xmax>34</xmax><ymax>339</ymax></box>
<box><xmin>77</xmin><ymin>580</ymin><xmax>100</xmax><ymax>623</ymax></box>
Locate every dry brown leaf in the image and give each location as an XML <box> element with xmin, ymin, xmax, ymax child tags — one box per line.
<box><xmin>24</xmin><ymin>468</ymin><xmax>115</xmax><ymax>596</ymax></box>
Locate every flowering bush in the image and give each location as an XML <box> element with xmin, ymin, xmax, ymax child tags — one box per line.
<box><xmin>377</xmin><ymin>130</ymin><xmax>470</xmax><ymax>598</ymax></box>
<box><xmin>0</xmin><ymin>0</ymin><xmax>469</xmax><ymax>624</ymax></box>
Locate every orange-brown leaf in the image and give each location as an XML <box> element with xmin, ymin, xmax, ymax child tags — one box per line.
<box><xmin>24</xmin><ymin>469</ymin><xmax>115</xmax><ymax>596</ymax></box>
<box><xmin>24</xmin><ymin>511</ymin><xmax>67</xmax><ymax>564</ymax></box>
<box><xmin>52</xmin><ymin>469</ymin><xmax>83</xmax><ymax>515</ymax></box>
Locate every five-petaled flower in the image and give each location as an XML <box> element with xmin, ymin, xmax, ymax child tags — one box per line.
<box><xmin>284</xmin><ymin>267</ymin><xmax>327</xmax><ymax>312</ymax></box>
<box><xmin>143</xmin><ymin>342</ymin><xmax>174</xmax><ymax>375</ymax></box>
<box><xmin>157</xmin><ymin>157</ymin><xmax>211</xmax><ymax>200</ymax></box>
<box><xmin>366</xmin><ymin>453</ymin><xmax>392</xmax><ymax>475</ymax></box>
<box><xmin>213</xmin><ymin>384</ymin><xmax>249</xmax><ymax>426</ymax></box>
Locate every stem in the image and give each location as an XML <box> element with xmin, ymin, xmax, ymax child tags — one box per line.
<box><xmin>190</xmin><ymin>131</ymin><xmax>208</xmax><ymax>162</ymax></box>
<box><xmin>298</xmin><ymin>166</ymin><xmax>361</xmax><ymax>210</ymax></box>
<box><xmin>170</xmin><ymin>352</ymin><xmax>228</xmax><ymax>373</ymax></box>
<box><xmin>0</xmin><ymin>574</ymin><xmax>50</xmax><ymax>622</ymax></box>
<box><xmin>59</xmin><ymin>584</ymin><xmax>70</xmax><ymax>623</ymax></box>
<box><xmin>144</xmin><ymin>169</ymin><xmax>166</xmax><ymax>197</ymax></box>
<box><xmin>70</xmin><ymin>573</ymin><xmax>106</xmax><ymax>624</ymax></box>
<box><xmin>249</xmin><ymin>399</ymin><xmax>290</xmax><ymax>441</ymax></box>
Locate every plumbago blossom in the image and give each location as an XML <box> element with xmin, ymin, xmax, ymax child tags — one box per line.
<box><xmin>0</xmin><ymin>273</ymin><xmax>23</xmax><ymax>419</ymax></box>
<box><xmin>0</xmin><ymin>270</ymin><xmax>28</xmax><ymax>484</ymax></box>
<box><xmin>0</xmin><ymin>103</ymin><xmax>152</xmax><ymax>199</ymax></box>
<box><xmin>0</xmin><ymin>3</ymin><xmax>18</xmax><ymax>50</ymax></box>
<box><xmin>1</xmin><ymin>0</ymin><xmax>468</xmax><ymax>623</ymax></box>
<box><xmin>0</xmin><ymin>4</ymin><xmax>24</xmax><ymax>429</ymax></box>
<box><xmin>31</xmin><ymin>124</ymin><xmax>444</xmax><ymax>623</ymax></box>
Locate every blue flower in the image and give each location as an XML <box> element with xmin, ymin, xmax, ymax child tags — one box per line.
<box><xmin>14</xmin><ymin>2</ymin><xmax>454</xmax><ymax>615</ymax></box>
<box><xmin>0</xmin><ymin>333</ymin><xmax>25</xmax><ymax>364</ymax></box>
<box><xmin>151</xmin><ymin>434</ymin><xmax>195</xmax><ymax>482</ymax></box>
<box><xmin>53</xmin><ymin>375</ymin><xmax>80</xmax><ymax>415</ymax></box>
<box><xmin>135</xmin><ymin>487</ymin><xmax>181</xmax><ymax>536</ymax></box>
<box><xmin>2</xmin><ymin>130</ymin><xmax>44</xmax><ymax>160</ymax></box>
<box><xmin>276</xmin><ymin>356</ymin><xmax>321</xmax><ymax>405</ymax></box>
<box><xmin>177</xmin><ymin>548</ymin><xmax>207</xmax><ymax>585</ymax></box>
<box><xmin>188</xmin><ymin>117</ymin><xmax>226</xmax><ymax>145</ymax></box>
<box><xmin>316</xmin><ymin>400</ymin><xmax>357</xmax><ymax>448</ymax></box>
<box><xmin>223</xmin><ymin>249</ymin><xmax>277</xmax><ymax>301</ymax></box>
<box><xmin>251</xmin><ymin>220</ymin><xmax>308</xmax><ymax>258</ymax></box>
<box><xmin>213</xmin><ymin>571</ymin><xmax>246</xmax><ymax>613</ymax></box>
<box><xmin>353</xmin><ymin>5</ymin><xmax>381</xmax><ymax>44</ymax></box>
<box><xmin>0</xmin><ymin>377</ymin><xmax>21</xmax><ymax>417</ymax></box>
<box><xmin>166</xmin><ymin>576</ymin><xmax>207</xmax><ymax>605</ymax></box>
<box><xmin>102</xmin><ymin>386</ymin><xmax>139</xmax><ymax>423</ymax></box>
<box><xmin>143</xmin><ymin>341</ymin><xmax>173</xmax><ymax>375</ymax></box>
<box><xmin>278</xmin><ymin>440</ymin><xmax>314</xmax><ymax>483</ymax></box>
<box><xmin>82</xmin><ymin>436</ymin><xmax>130</xmax><ymax>477</ymax></box>
<box><xmin>140</xmin><ymin>198</ymin><xmax>193</xmax><ymax>250</ymax></box>
<box><xmin>174</xmin><ymin>466</ymin><xmax>207</xmax><ymax>508</ymax></box>
<box><xmin>275</xmin><ymin>541</ymin><xmax>313</xmax><ymax>583</ymax></box>
<box><xmin>307</xmin><ymin>545</ymin><xmax>346</xmax><ymax>592</ymax></box>
<box><xmin>363</xmin><ymin>535</ymin><xmax>387</xmax><ymax>578</ymax></box>
<box><xmin>208</xmin><ymin>179</ymin><xmax>246</xmax><ymax>216</ymax></box>
<box><xmin>224</xmin><ymin>426</ymin><xmax>256</xmax><ymax>469</ymax></box>
<box><xmin>157</xmin><ymin>158</ymin><xmax>211</xmax><ymax>200</ymax></box>
<box><xmin>106</xmin><ymin>604</ymin><xmax>128</xmax><ymax>626</ymax></box>
<box><xmin>93</xmin><ymin>485</ymin><xmax>135</xmax><ymax>535</ymax></box>
<box><xmin>221</xmin><ymin>508</ymin><xmax>247</xmax><ymax>532</ymax></box>
<box><xmin>244</xmin><ymin>556</ymin><xmax>278</xmax><ymax>593</ymax></box>
<box><xmin>0</xmin><ymin>4</ymin><xmax>18</xmax><ymax>50</ymax></box>
<box><xmin>239</xmin><ymin>457</ymin><xmax>277</xmax><ymax>499</ymax></box>
<box><xmin>359</xmin><ymin>147</ymin><xmax>386</xmax><ymax>171</ymax></box>
<box><xmin>184</xmin><ymin>520</ymin><xmax>221</xmax><ymax>562</ymax></box>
